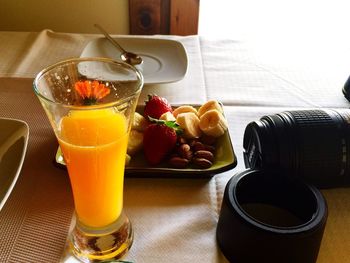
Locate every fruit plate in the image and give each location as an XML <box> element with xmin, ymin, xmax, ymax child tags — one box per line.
<box><xmin>80</xmin><ymin>37</ymin><xmax>188</xmax><ymax>85</ymax></box>
<box><xmin>55</xmin><ymin>105</ymin><xmax>237</xmax><ymax>178</ymax></box>
<box><xmin>0</xmin><ymin>118</ymin><xmax>29</xmax><ymax>211</ymax></box>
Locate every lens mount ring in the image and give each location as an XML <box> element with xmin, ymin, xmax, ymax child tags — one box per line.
<box><xmin>216</xmin><ymin>169</ymin><xmax>328</xmax><ymax>263</ymax></box>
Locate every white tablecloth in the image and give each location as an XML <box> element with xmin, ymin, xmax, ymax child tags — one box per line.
<box><xmin>1</xmin><ymin>30</ymin><xmax>350</xmax><ymax>263</ymax></box>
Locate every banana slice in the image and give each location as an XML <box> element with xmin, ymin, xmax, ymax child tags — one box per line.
<box><xmin>127</xmin><ymin>130</ymin><xmax>144</xmax><ymax>155</ymax></box>
<box><xmin>173</xmin><ymin>105</ymin><xmax>198</xmax><ymax>117</ymax></box>
<box><xmin>132</xmin><ymin>112</ymin><xmax>148</xmax><ymax>132</ymax></box>
<box><xmin>199</xmin><ymin>109</ymin><xmax>228</xmax><ymax>137</ymax></box>
<box><xmin>197</xmin><ymin>100</ymin><xmax>223</xmax><ymax>117</ymax></box>
<box><xmin>176</xmin><ymin>112</ymin><xmax>202</xmax><ymax>139</ymax></box>
<box><xmin>160</xmin><ymin>111</ymin><xmax>176</xmax><ymax>121</ymax></box>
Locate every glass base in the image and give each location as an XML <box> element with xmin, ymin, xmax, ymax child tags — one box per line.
<box><xmin>69</xmin><ymin>212</ymin><xmax>133</xmax><ymax>262</ymax></box>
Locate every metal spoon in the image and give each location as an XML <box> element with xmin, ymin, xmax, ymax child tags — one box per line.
<box><xmin>94</xmin><ymin>24</ymin><xmax>143</xmax><ymax>65</ymax></box>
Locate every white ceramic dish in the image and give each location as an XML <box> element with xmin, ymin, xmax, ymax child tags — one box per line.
<box><xmin>0</xmin><ymin>118</ymin><xmax>29</xmax><ymax>211</ymax></box>
<box><xmin>80</xmin><ymin>37</ymin><xmax>188</xmax><ymax>84</ymax></box>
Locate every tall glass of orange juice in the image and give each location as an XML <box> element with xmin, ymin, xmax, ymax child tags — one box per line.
<box><xmin>33</xmin><ymin>58</ymin><xmax>143</xmax><ymax>262</ymax></box>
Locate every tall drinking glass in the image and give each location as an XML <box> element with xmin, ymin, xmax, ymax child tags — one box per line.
<box><xmin>33</xmin><ymin>58</ymin><xmax>143</xmax><ymax>262</ymax></box>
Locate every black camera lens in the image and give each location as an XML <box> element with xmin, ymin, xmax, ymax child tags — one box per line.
<box><xmin>243</xmin><ymin>109</ymin><xmax>350</xmax><ymax>188</ymax></box>
<box><xmin>342</xmin><ymin>75</ymin><xmax>350</xmax><ymax>102</ymax></box>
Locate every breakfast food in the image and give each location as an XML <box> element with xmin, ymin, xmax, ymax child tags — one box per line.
<box><xmin>176</xmin><ymin>112</ymin><xmax>201</xmax><ymax>139</ymax></box>
<box><xmin>132</xmin><ymin>112</ymin><xmax>148</xmax><ymax>132</ymax></box>
<box><xmin>172</xmin><ymin>105</ymin><xmax>198</xmax><ymax>117</ymax></box>
<box><xmin>143</xmin><ymin>94</ymin><xmax>173</xmax><ymax>119</ymax></box>
<box><xmin>127</xmin><ymin>130</ymin><xmax>143</xmax><ymax>155</ymax></box>
<box><xmin>160</xmin><ymin>111</ymin><xmax>176</xmax><ymax>122</ymax></box>
<box><xmin>197</xmin><ymin>100</ymin><xmax>223</xmax><ymax>117</ymax></box>
<box><xmin>143</xmin><ymin>118</ymin><xmax>181</xmax><ymax>165</ymax></box>
<box><xmin>126</xmin><ymin>95</ymin><xmax>229</xmax><ymax>168</ymax></box>
<box><xmin>199</xmin><ymin>109</ymin><xmax>228</xmax><ymax>137</ymax></box>
<box><xmin>168</xmin><ymin>138</ymin><xmax>216</xmax><ymax>169</ymax></box>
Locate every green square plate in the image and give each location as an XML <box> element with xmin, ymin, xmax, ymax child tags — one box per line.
<box><xmin>55</xmin><ymin>104</ymin><xmax>237</xmax><ymax>178</ymax></box>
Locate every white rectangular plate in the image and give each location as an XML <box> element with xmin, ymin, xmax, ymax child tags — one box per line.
<box><xmin>81</xmin><ymin>37</ymin><xmax>188</xmax><ymax>84</ymax></box>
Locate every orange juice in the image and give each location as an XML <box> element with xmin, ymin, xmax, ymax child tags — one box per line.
<box><xmin>58</xmin><ymin>109</ymin><xmax>128</xmax><ymax>228</ymax></box>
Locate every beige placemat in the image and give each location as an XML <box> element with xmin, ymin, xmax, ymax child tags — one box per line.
<box><xmin>0</xmin><ymin>30</ymin><xmax>208</xmax><ymax>105</ymax></box>
<box><xmin>0</xmin><ymin>30</ymin><xmax>94</xmax><ymax>78</ymax></box>
<box><xmin>0</xmin><ymin>78</ymin><xmax>227</xmax><ymax>263</ymax></box>
<box><xmin>0</xmin><ymin>31</ymin><xmax>221</xmax><ymax>263</ymax></box>
<box><xmin>0</xmin><ymin>78</ymin><xmax>74</xmax><ymax>262</ymax></box>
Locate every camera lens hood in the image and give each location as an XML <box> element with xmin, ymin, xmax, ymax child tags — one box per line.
<box><xmin>216</xmin><ymin>169</ymin><xmax>328</xmax><ymax>263</ymax></box>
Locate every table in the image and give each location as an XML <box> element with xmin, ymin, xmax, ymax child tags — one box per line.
<box><xmin>1</xmin><ymin>30</ymin><xmax>350</xmax><ymax>263</ymax></box>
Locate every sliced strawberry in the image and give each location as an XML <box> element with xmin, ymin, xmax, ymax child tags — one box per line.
<box><xmin>143</xmin><ymin>94</ymin><xmax>173</xmax><ymax>119</ymax></box>
<box><xmin>143</xmin><ymin>118</ymin><xmax>182</xmax><ymax>165</ymax></box>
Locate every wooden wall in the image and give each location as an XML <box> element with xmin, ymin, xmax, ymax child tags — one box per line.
<box><xmin>129</xmin><ymin>0</ymin><xmax>199</xmax><ymax>36</ymax></box>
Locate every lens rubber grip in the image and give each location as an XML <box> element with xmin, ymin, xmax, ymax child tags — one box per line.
<box><xmin>216</xmin><ymin>169</ymin><xmax>328</xmax><ymax>263</ymax></box>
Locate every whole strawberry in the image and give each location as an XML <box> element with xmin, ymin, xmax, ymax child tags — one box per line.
<box><xmin>143</xmin><ymin>94</ymin><xmax>173</xmax><ymax>119</ymax></box>
<box><xmin>143</xmin><ymin>117</ymin><xmax>182</xmax><ymax>165</ymax></box>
